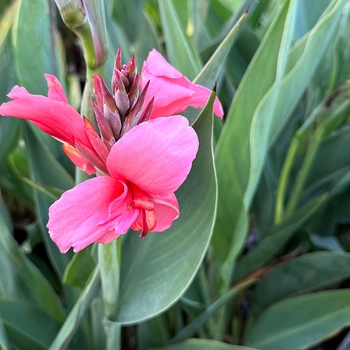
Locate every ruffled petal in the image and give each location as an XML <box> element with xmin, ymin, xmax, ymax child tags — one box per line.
<box><xmin>47</xmin><ymin>177</ymin><xmax>139</xmax><ymax>253</ymax></box>
<box><xmin>0</xmin><ymin>83</ymin><xmax>90</xmax><ymax>147</ymax></box>
<box><xmin>152</xmin><ymin>193</ymin><xmax>179</xmax><ymax>231</ymax></box>
<box><xmin>140</xmin><ymin>49</ymin><xmax>224</xmax><ymax>118</ymax></box>
<box><xmin>107</xmin><ymin>116</ymin><xmax>199</xmax><ymax>196</ymax></box>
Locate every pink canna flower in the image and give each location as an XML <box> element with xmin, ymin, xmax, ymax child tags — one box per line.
<box><xmin>0</xmin><ymin>48</ymin><xmax>222</xmax><ymax>176</ymax></box>
<box><xmin>0</xmin><ymin>75</ymin><xmax>108</xmax><ymax>175</ymax></box>
<box><xmin>47</xmin><ymin>116</ymin><xmax>198</xmax><ymax>253</ymax></box>
<box><xmin>0</xmin><ymin>48</ymin><xmax>216</xmax><ymax>248</ymax></box>
<box><xmin>140</xmin><ymin>49</ymin><xmax>224</xmax><ymax>119</ymax></box>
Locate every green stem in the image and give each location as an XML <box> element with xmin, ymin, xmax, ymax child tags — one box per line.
<box><xmin>274</xmin><ymin>135</ymin><xmax>300</xmax><ymax>224</ymax></box>
<box><xmin>198</xmin><ymin>266</ymin><xmax>215</xmax><ymax>336</ymax></box>
<box><xmin>285</xmin><ymin>125</ymin><xmax>325</xmax><ymax>217</ymax></box>
<box><xmin>274</xmin><ymin>101</ymin><xmax>325</xmax><ymax>224</ymax></box>
<box><xmin>98</xmin><ymin>239</ymin><xmax>121</xmax><ymax>321</ymax></box>
<box><xmin>104</xmin><ymin>319</ymin><xmax>121</xmax><ymax>350</ymax></box>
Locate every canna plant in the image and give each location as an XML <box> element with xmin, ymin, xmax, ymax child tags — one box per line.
<box><xmin>1</xmin><ymin>0</ymin><xmax>350</xmax><ymax>350</ymax></box>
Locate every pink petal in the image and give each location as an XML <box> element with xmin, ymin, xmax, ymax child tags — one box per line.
<box><xmin>152</xmin><ymin>193</ymin><xmax>179</xmax><ymax>231</ymax></box>
<box><xmin>140</xmin><ymin>49</ymin><xmax>224</xmax><ymax>118</ymax></box>
<box><xmin>0</xmin><ymin>83</ymin><xmax>90</xmax><ymax>147</ymax></box>
<box><xmin>62</xmin><ymin>144</ymin><xmax>96</xmax><ymax>175</ymax></box>
<box><xmin>107</xmin><ymin>116</ymin><xmax>198</xmax><ymax>196</ymax></box>
<box><xmin>47</xmin><ymin>177</ymin><xmax>139</xmax><ymax>253</ymax></box>
<box><xmin>45</xmin><ymin>74</ymin><xmax>69</xmax><ymax>103</ymax></box>
<box><xmin>141</xmin><ymin>49</ymin><xmax>183</xmax><ymax>79</ymax></box>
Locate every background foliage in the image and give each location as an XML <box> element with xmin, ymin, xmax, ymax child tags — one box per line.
<box><xmin>1</xmin><ymin>0</ymin><xmax>350</xmax><ymax>349</ymax></box>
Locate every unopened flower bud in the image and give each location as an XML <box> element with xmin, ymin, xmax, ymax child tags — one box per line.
<box><xmin>115</xmin><ymin>91</ymin><xmax>130</xmax><ymax>115</ymax></box>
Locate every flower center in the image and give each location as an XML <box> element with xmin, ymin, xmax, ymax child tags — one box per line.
<box><xmin>129</xmin><ymin>184</ymin><xmax>156</xmax><ymax>238</ymax></box>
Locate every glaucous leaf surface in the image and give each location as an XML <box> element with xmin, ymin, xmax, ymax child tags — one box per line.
<box><xmin>116</xmin><ymin>94</ymin><xmax>217</xmax><ymax>324</ymax></box>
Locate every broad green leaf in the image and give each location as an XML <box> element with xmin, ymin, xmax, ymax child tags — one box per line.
<box><xmin>23</xmin><ymin>124</ymin><xmax>74</xmax><ymax>277</ymax></box>
<box><xmin>304</xmin><ymin>126</ymin><xmax>350</xmax><ymax>195</ymax></box>
<box><xmin>0</xmin><ymin>155</ymin><xmax>34</xmax><ymax>212</ymax></box>
<box><xmin>233</xmin><ymin>194</ymin><xmax>328</xmax><ymax>283</ymax></box>
<box><xmin>133</xmin><ymin>12</ymin><xmax>161</xmax><ymax>64</ymax></box>
<box><xmin>50</xmin><ymin>269</ymin><xmax>100</xmax><ymax>350</ymax></box>
<box><xmin>158</xmin><ymin>339</ymin><xmax>256</xmax><ymax>350</ymax></box>
<box><xmin>90</xmin><ymin>297</ymin><xmax>106</xmax><ymax>350</ymax></box>
<box><xmin>293</xmin><ymin>0</ymin><xmax>333</xmax><ymax>40</ymax></box>
<box><xmin>12</xmin><ymin>0</ymin><xmax>56</xmax><ymax>93</ymax></box>
<box><xmin>116</xmin><ymin>93</ymin><xmax>217</xmax><ymax>324</ymax></box>
<box><xmin>206</xmin><ymin>0</ymin><xmax>233</xmax><ymax>37</ymax></box>
<box><xmin>0</xmin><ymin>209</ymin><xmax>65</xmax><ymax>323</ymax></box>
<box><xmin>250</xmin><ymin>252</ymin><xmax>350</xmax><ymax>318</ymax></box>
<box><xmin>169</xmin><ymin>279</ymin><xmax>254</xmax><ymax>344</ymax></box>
<box><xmin>0</xmin><ymin>314</ymin><xmax>8</xmax><ymax>350</ymax></box>
<box><xmin>110</xmin><ymin>0</ymin><xmax>146</xmax><ymax>42</ymax></box>
<box><xmin>158</xmin><ymin>0</ymin><xmax>202</xmax><ymax>80</ymax></box>
<box><xmin>184</xmin><ymin>0</ymin><xmax>210</xmax><ymax>48</ymax></box>
<box><xmin>104</xmin><ymin>14</ymin><xmax>132</xmax><ymax>82</ymax></box>
<box><xmin>138</xmin><ymin>315</ymin><xmax>170</xmax><ymax>350</ymax></box>
<box><xmin>309</xmin><ymin>182</ymin><xmax>350</xmax><ymax>237</ymax></box>
<box><xmin>0</xmin><ymin>0</ymin><xmax>21</xmax><ymax>163</ymax></box>
<box><xmin>0</xmin><ymin>194</ymin><xmax>12</xmax><ymax>234</ymax></box>
<box><xmin>185</xmin><ymin>11</ymin><xmax>247</xmax><ymax>124</ymax></box>
<box><xmin>214</xmin><ymin>0</ymin><xmax>296</xmax><ymax>286</ymax></box>
<box><xmin>193</xmin><ymin>12</ymin><xmax>247</xmax><ymax>89</ymax></box>
<box><xmin>245</xmin><ymin>289</ymin><xmax>350</xmax><ymax>349</ymax></box>
<box><xmin>309</xmin><ymin>233</ymin><xmax>345</xmax><ymax>252</ymax></box>
<box><xmin>269</xmin><ymin>0</ymin><xmax>347</xmax><ymax>147</ymax></box>
<box><xmin>0</xmin><ymin>298</ymin><xmax>61</xmax><ymax>349</ymax></box>
<box><xmin>63</xmin><ymin>246</ymin><xmax>95</xmax><ymax>289</ymax></box>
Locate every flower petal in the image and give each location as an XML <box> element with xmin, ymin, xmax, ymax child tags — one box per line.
<box><xmin>62</xmin><ymin>144</ymin><xmax>96</xmax><ymax>175</ymax></box>
<box><xmin>45</xmin><ymin>74</ymin><xmax>69</xmax><ymax>103</ymax></box>
<box><xmin>47</xmin><ymin>177</ymin><xmax>139</xmax><ymax>253</ymax></box>
<box><xmin>141</xmin><ymin>49</ymin><xmax>224</xmax><ymax>118</ymax></box>
<box><xmin>0</xmin><ymin>81</ymin><xmax>90</xmax><ymax>147</ymax></box>
<box><xmin>107</xmin><ymin>116</ymin><xmax>199</xmax><ymax>196</ymax></box>
<box><xmin>152</xmin><ymin>193</ymin><xmax>179</xmax><ymax>231</ymax></box>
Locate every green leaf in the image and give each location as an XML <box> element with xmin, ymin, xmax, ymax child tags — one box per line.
<box><xmin>304</xmin><ymin>126</ymin><xmax>350</xmax><ymax>196</ymax></box>
<box><xmin>169</xmin><ymin>280</ymin><xmax>255</xmax><ymax>344</ymax></box>
<box><xmin>50</xmin><ymin>269</ymin><xmax>100</xmax><ymax>350</ymax></box>
<box><xmin>138</xmin><ymin>315</ymin><xmax>170</xmax><ymax>350</ymax></box>
<box><xmin>0</xmin><ymin>0</ymin><xmax>21</xmax><ymax>163</ymax></box>
<box><xmin>23</xmin><ymin>124</ymin><xmax>74</xmax><ymax>278</ymax></box>
<box><xmin>0</xmin><ymin>208</ymin><xmax>65</xmax><ymax>323</ymax></box>
<box><xmin>116</xmin><ymin>93</ymin><xmax>217</xmax><ymax>324</ymax></box>
<box><xmin>250</xmin><ymin>252</ymin><xmax>350</xmax><ymax>318</ymax></box>
<box><xmin>158</xmin><ymin>339</ymin><xmax>256</xmax><ymax>350</ymax></box>
<box><xmin>269</xmin><ymin>0</ymin><xmax>348</xmax><ymax>147</ymax></box>
<box><xmin>214</xmin><ymin>0</ymin><xmax>297</xmax><ymax>286</ymax></box>
<box><xmin>0</xmin><ymin>314</ymin><xmax>9</xmax><ymax>350</ymax></box>
<box><xmin>245</xmin><ymin>289</ymin><xmax>350</xmax><ymax>349</ymax></box>
<box><xmin>12</xmin><ymin>0</ymin><xmax>60</xmax><ymax>93</ymax></box>
<box><xmin>133</xmin><ymin>12</ymin><xmax>161</xmax><ymax>64</ymax></box>
<box><xmin>158</xmin><ymin>0</ymin><xmax>202</xmax><ymax>80</ymax></box>
<box><xmin>0</xmin><ymin>298</ymin><xmax>61</xmax><ymax>349</ymax></box>
<box><xmin>309</xmin><ymin>233</ymin><xmax>345</xmax><ymax>252</ymax></box>
<box><xmin>63</xmin><ymin>246</ymin><xmax>95</xmax><ymax>289</ymax></box>
<box><xmin>233</xmin><ymin>194</ymin><xmax>328</xmax><ymax>283</ymax></box>
<box><xmin>293</xmin><ymin>0</ymin><xmax>333</xmax><ymax>40</ymax></box>
<box><xmin>193</xmin><ymin>12</ymin><xmax>247</xmax><ymax>89</ymax></box>
<box><xmin>110</xmin><ymin>0</ymin><xmax>146</xmax><ymax>43</ymax></box>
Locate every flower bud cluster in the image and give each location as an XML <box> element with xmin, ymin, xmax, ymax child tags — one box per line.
<box><xmin>93</xmin><ymin>47</ymin><xmax>153</xmax><ymax>151</ymax></box>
